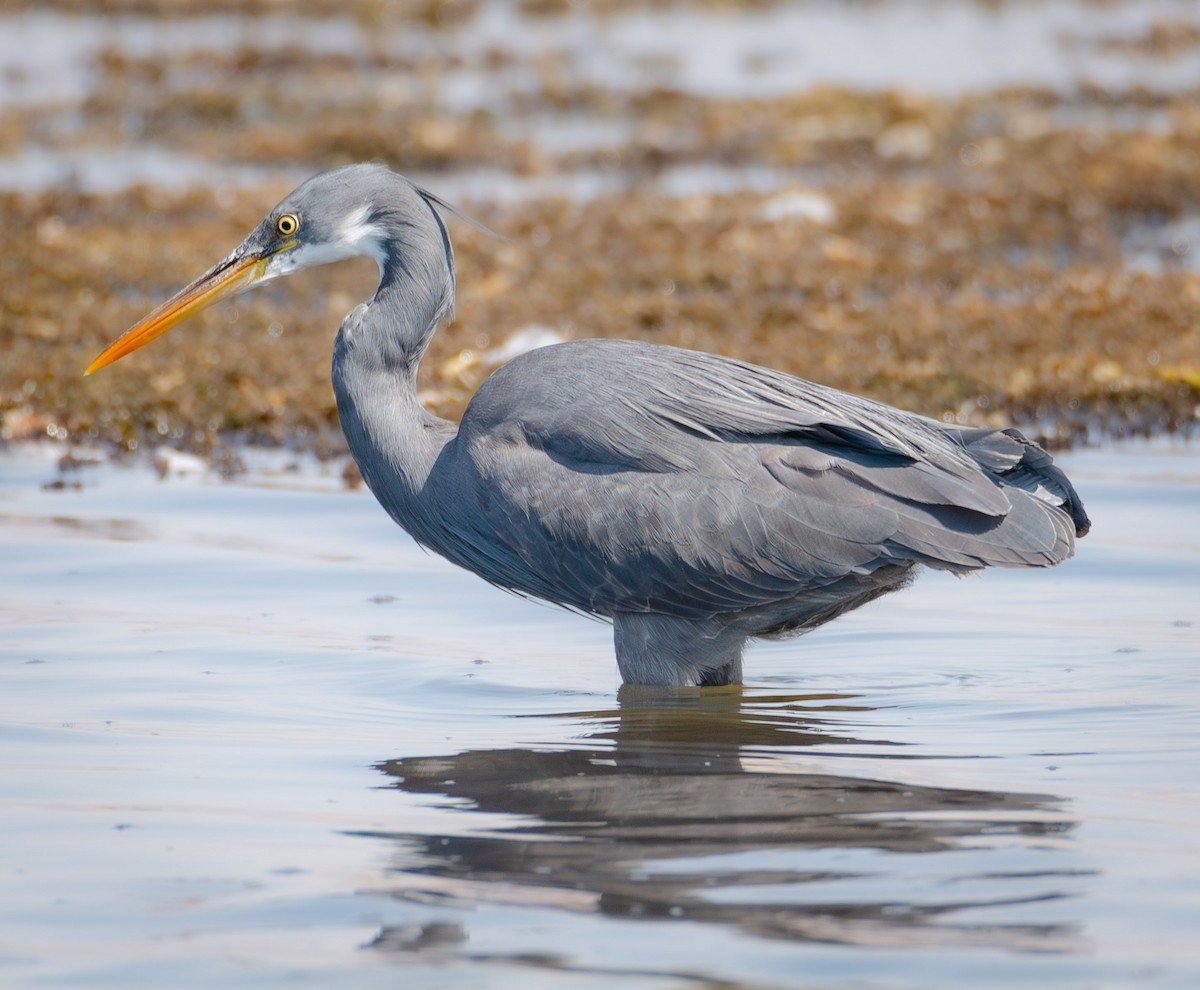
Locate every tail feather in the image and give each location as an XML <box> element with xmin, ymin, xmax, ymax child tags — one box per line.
<box><xmin>955</xmin><ymin>426</ymin><xmax>1091</xmax><ymax>538</ymax></box>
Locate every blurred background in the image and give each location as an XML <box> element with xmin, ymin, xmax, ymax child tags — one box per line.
<box><xmin>2</xmin><ymin>0</ymin><xmax>1198</xmax><ymax>458</ymax></box>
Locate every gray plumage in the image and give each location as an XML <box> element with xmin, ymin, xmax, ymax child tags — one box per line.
<box><xmin>102</xmin><ymin>164</ymin><xmax>1092</xmax><ymax>686</ymax></box>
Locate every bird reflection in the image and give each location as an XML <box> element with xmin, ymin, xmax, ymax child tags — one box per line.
<box><xmin>360</xmin><ymin>687</ymin><xmax>1083</xmax><ymax>954</ymax></box>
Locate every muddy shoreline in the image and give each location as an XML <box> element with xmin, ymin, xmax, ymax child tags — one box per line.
<box><xmin>2</xmin><ymin>2</ymin><xmax>1198</xmax><ymax>456</ymax></box>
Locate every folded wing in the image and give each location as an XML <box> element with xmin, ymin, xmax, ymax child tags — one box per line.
<box><xmin>433</xmin><ymin>340</ymin><xmax>1088</xmax><ymax>621</ymax></box>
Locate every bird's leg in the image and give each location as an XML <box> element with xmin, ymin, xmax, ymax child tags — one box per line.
<box><xmin>696</xmin><ymin>656</ymin><xmax>744</xmax><ymax>687</ymax></box>
<box><xmin>612</xmin><ymin>613</ymin><xmax>747</xmax><ymax>687</ymax></box>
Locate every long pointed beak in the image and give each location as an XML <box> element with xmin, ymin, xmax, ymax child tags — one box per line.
<box><xmin>85</xmin><ymin>249</ymin><xmax>270</xmax><ymax>375</ymax></box>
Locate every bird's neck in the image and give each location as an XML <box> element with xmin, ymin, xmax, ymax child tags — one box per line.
<box><xmin>331</xmin><ymin>274</ymin><xmax>456</xmax><ymax>542</ymax></box>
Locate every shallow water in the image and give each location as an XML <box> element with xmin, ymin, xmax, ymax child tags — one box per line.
<box><xmin>1</xmin><ymin>440</ymin><xmax>1196</xmax><ymax>988</ymax></box>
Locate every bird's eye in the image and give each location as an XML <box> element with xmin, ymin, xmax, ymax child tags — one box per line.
<box><xmin>275</xmin><ymin>214</ymin><xmax>299</xmax><ymax>237</ymax></box>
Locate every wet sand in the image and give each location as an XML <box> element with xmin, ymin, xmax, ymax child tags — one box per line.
<box><xmin>1</xmin><ymin>1</ymin><xmax>1198</xmax><ymax>455</ymax></box>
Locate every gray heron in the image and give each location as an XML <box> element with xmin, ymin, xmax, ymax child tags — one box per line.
<box><xmin>87</xmin><ymin>163</ymin><xmax>1090</xmax><ymax>686</ymax></box>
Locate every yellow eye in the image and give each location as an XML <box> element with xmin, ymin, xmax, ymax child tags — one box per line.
<box><xmin>275</xmin><ymin>214</ymin><xmax>299</xmax><ymax>237</ymax></box>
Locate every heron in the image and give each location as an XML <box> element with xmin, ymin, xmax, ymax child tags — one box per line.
<box><xmin>87</xmin><ymin>163</ymin><xmax>1090</xmax><ymax>686</ymax></box>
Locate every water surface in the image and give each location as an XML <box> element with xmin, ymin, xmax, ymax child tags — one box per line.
<box><xmin>1</xmin><ymin>441</ymin><xmax>1196</xmax><ymax>988</ymax></box>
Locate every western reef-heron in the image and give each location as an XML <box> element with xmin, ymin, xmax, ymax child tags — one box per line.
<box><xmin>87</xmin><ymin>163</ymin><xmax>1090</xmax><ymax>686</ymax></box>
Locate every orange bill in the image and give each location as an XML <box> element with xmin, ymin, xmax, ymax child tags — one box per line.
<box><xmin>85</xmin><ymin>251</ymin><xmax>269</xmax><ymax>375</ymax></box>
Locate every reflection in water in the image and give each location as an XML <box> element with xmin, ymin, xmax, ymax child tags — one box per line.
<box><xmin>359</xmin><ymin>689</ymin><xmax>1083</xmax><ymax>961</ymax></box>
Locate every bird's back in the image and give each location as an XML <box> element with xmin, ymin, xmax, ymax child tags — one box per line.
<box><xmin>423</xmin><ymin>338</ymin><xmax>1088</xmax><ymax>633</ymax></box>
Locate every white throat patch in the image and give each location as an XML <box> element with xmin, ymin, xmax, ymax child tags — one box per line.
<box><xmin>338</xmin><ymin>203</ymin><xmax>386</xmax><ymax>264</ymax></box>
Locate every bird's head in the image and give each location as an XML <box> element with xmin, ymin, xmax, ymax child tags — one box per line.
<box><xmin>85</xmin><ymin>163</ymin><xmax>449</xmax><ymax>375</ymax></box>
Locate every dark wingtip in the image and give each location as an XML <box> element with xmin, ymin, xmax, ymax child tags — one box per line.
<box><xmin>1054</xmin><ymin>467</ymin><xmax>1091</xmax><ymax>538</ymax></box>
<box><xmin>992</xmin><ymin>428</ymin><xmax>1091</xmax><ymax>539</ymax></box>
<box><xmin>1057</xmin><ymin>482</ymin><xmax>1090</xmax><ymax>538</ymax></box>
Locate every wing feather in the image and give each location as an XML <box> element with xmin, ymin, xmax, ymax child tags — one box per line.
<box><xmin>433</xmin><ymin>339</ymin><xmax>1086</xmax><ymax>621</ymax></box>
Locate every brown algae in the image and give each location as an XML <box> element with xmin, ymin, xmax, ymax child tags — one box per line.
<box><xmin>1</xmin><ymin>34</ymin><xmax>1198</xmax><ymax>455</ymax></box>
